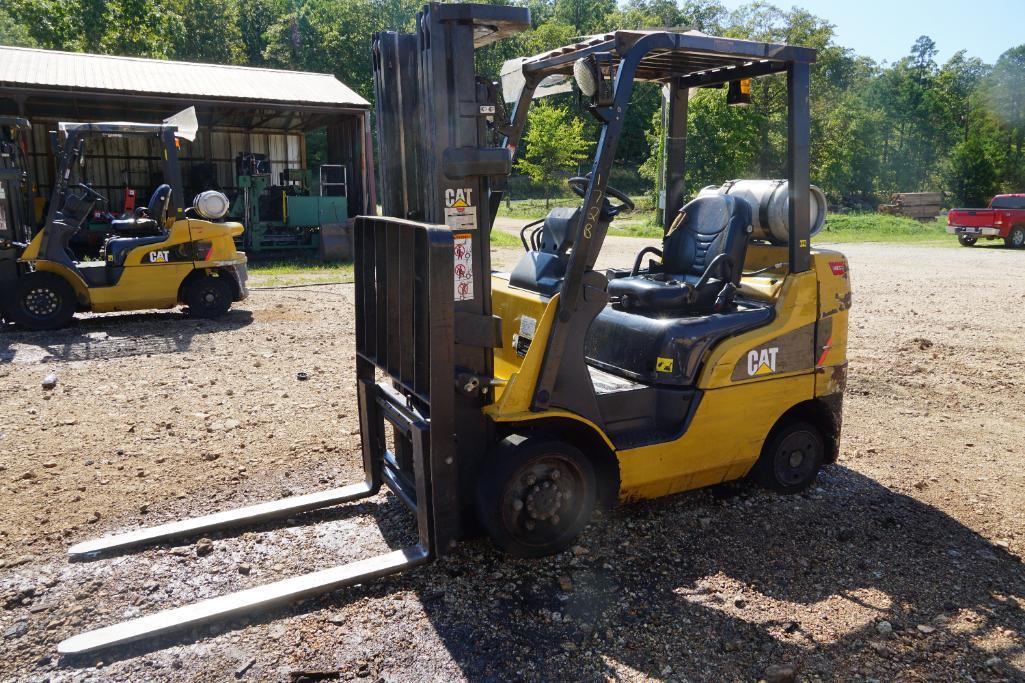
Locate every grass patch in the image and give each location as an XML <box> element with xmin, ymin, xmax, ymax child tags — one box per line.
<box><xmin>497</xmin><ymin>195</ymin><xmax>654</xmax><ymax>220</ymax></box>
<box><xmin>815</xmin><ymin>214</ymin><xmax>951</xmax><ymax>245</ymax></box>
<box><xmin>248</xmin><ymin>259</ymin><xmax>354</xmax><ymax>287</ymax></box>
<box><xmin>490</xmin><ymin>229</ymin><xmax>521</xmax><ymax>248</ymax></box>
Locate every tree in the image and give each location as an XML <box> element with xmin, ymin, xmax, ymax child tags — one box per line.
<box><xmin>171</xmin><ymin>0</ymin><xmax>246</xmax><ymax>64</ymax></box>
<box><xmin>516</xmin><ymin>102</ymin><xmax>591</xmax><ymax>208</ymax></box>
<box><xmin>0</xmin><ymin>6</ymin><xmax>36</xmax><ymax>46</ymax></box>
<box><xmin>985</xmin><ymin>45</ymin><xmax>1025</xmax><ymax>190</ymax></box>
<box><xmin>948</xmin><ymin>135</ymin><xmax>999</xmax><ymax>206</ymax></box>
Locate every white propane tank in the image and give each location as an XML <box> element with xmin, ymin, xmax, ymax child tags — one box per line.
<box><xmin>697</xmin><ymin>179</ymin><xmax>827</xmax><ymax>244</ymax></box>
<box><xmin>192</xmin><ymin>190</ymin><xmax>230</xmax><ymax>221</ymax></box>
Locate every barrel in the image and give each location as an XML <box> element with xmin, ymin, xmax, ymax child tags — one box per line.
<box><xmin>697</xmin><ymin>179</ymin><xmax>827</xmax><ymax>244</ymax></box>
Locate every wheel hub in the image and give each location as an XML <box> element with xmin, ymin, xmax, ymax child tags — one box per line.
<box><xmin>525</xmin><ymin>481</ymin><xmax>562</xmax><ymax>520</ymax></box>
<box><xmin>788</xmin><ymin>450</ymin><xmax>805</xmax><ymax>468</ymax></box>
<box><xmin>25</xmin><ymin>287</ymin><xmax>59</xmax><ymax>316</ymax></box>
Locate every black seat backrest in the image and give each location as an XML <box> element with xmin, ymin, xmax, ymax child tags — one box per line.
<box><xmin>538</xmin><ymin>206</ymin><xmax>578</xmax><ymax>255</ymax></box>
<box><xmin>148</xmin><ymin>184</ymin><xmax>172</xmax><ymax>226</ymax></box>
<box><xmin>662</xmin><ymin>195</ymin><xmax>751</xmax><ymax>284</ymax></box>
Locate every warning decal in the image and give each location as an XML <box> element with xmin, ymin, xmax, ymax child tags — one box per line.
<box><xmin>453</xmin><ymin>233</ymin><xmax>474</xmax><ymax>301</ymax></box>
<box><xmin>444</xmin><ymin>187</ymin><xmax>477</xmax><ymax>231</ymax></box>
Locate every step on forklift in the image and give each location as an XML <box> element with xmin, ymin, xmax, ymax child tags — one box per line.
<box><xmin>58</xmin><ymin>3</ymin><xmax>850</xmax><ymax>655</ymax></box>
<box><xmin>0</xmin><ymin>108</ymin><xmax>249</xmax><ymax>330</ymax></box>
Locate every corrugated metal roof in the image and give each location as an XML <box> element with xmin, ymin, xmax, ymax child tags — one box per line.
<box><xmin>0</xmin><ymin>46</ymin><xmax>369</xmax><ymax>108</ymax></box>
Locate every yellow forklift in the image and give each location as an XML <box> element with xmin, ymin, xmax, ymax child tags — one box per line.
<box><xmin>59</xmin><ymin>4</ymin><xmax>850</xmax><ymax>655</ymax></box>
<box><xmin>0</xmin><ymin>110</ymin><xmax>248</xmax><ymax>330</ymax></box>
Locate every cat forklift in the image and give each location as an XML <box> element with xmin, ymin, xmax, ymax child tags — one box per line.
<box><xmin>58</xmin><ymin>3</ymin><xmax>850</xmax><ymax>655</ymax></box>
<box><xmin>0</xmin><ymin>109</ymin><xmax>248</xmax><ymax>330</ymax></box>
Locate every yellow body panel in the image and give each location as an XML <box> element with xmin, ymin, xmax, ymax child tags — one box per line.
<box><xmin>485</xmin><ymin>244</ymin><xmax>851</xmax><ymax>504</ymax></box>
<box><xmin>19</xmin><ymin>218</ymin><xmax>246</xmax><ymax>313</ymax></box>
<box><xmin>616</xmin><ymin>373</ymin><xmax>815</xmax><ymax>500</ymax></box>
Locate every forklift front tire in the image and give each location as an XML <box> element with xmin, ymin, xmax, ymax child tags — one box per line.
<box><xmin>476</xmin><ymin>437</ymin><xmax>597</xmax><ymax>559</ymax></box>
<box><xmin>752</xmin><ymin>420</ymin><xmax>825</xmax><ymax>494</ymax></box>
<box><xmin>184</xmin><ymin>274</ymin><xmax>233</xmax><ymax>318</ymax></box>
<box><xmin>10</xmin><ymin>271</ymin><xmax>76</xmax><ymax>331</ymax></box>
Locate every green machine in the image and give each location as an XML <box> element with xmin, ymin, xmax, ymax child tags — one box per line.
<box><xmin>230</xmin><ymin>153</ymin><xmax>350</xmax><ymax>258</ymax></box>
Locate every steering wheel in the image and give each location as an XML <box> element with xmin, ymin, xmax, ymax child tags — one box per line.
<box><xmin>76</xmin><ymin>183</ymin><xmax>107</xmax><ymax>205</ymax></box>
<box><xmin>568</xmin><ymin>176</ymin><xmax>635</xmax><ymax>214</ymax></box>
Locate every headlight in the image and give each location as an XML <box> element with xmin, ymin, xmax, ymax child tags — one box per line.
<box><xmin>193</xmin><ymin>191</ymin><xmax>230</xmax><ymax>220</ymax></box>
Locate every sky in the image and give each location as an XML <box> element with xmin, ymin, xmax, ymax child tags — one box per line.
<box><xmin>716</xmin><ymin>0</ymin><xmax>1022</xmax><ymax>66</ymax></box>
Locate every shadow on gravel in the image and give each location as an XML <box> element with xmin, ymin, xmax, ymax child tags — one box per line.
<box><xmin>412</xmin><ymin>465</ymin><xmax>1025</xmax><ymax>680</ymax></box>
<box><xmin>0</xmin><ymin>309</ymin><xmax>253</xmax><ymax>364</ymax></box>
<box><xmin>54</xmin><ymin>466</ymin><xmax>1025</xmax><ymax>680</ymax></box>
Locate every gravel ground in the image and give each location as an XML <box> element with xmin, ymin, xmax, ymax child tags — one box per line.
<box><xmin>1</xmin><ymin>239</ymin><xmax>1023</xmax><ymax>682</ymax></box>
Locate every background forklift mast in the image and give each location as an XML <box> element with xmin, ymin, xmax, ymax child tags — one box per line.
<box><xmin>0</xmin><ymin>117</ymin><xmax>33</xmax><ymax>282</ymax></box>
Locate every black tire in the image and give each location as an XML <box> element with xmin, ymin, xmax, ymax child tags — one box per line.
<box><xmin>957</xmin><ymin>234</ymin><xmax>977</xmax><ymax>247</ymax></box>
<box><xmin>184</xmin><ymin>274</ymin><xmax>233</xmax><ymax>318</ymax></box>
<box><xmin>9</xmin><ymin>271</ymin><xmax>76</xmax><ymax>331</ymax></box>
<box><xmin>475</xmin><ymin>437</ymin><xmax>597</xmax><ymax>558</ymax></box>
<box><xmin>1004</xmin><ymin>226</ymin><xmax>1025</xmax><ymax>249</ymax></box>
<box><xmin>752</xmin><ymin>420</ymin><xmax>825</xmax><ymax>494</ymax></box>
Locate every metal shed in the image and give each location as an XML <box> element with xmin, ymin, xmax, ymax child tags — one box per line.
<box><xmin>0</xmin><ymin>45</ymin><xmax>376</xmax><ymax>247</ymax></box>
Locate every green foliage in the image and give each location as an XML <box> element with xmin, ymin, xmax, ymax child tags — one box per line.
<box><xmin>947</xmin><ymin>135</ymin><xmax>999</xmax><ymax>206</ymax></box>
<box><xmin>516</xmin><ymin>102</ymin><xmax>591</xmax><ymax>207</ymax></box>
<box><xmin>0</xmin><ymin>5</ymin><xmax>36</xmax><ymax>46</ymax></box>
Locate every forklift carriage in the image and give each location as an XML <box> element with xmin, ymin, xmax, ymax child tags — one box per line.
<box><xmin>58</xmin><ymin>3</ymin><xmax>850</xmax><ymax>655</ymax></box>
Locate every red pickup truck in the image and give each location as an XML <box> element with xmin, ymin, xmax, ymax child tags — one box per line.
<box><xmin>947</xmin><ymin>194</ymin><xmax>1025</xmax><ymax>248</ymax></box>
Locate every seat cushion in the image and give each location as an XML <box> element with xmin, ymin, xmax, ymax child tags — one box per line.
<box><xmin>607</xmin><ymin>273</ymin><xmax>696</xmax><ymax>310</ymax></box>
<box><xmin>585</xmin><ymin>300</ymin><xmax>775</xmax><ymax>386</ymax></box>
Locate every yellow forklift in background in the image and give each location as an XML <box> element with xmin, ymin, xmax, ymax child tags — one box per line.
<box><xmin>58</xmin><ymin>4</ymin><xmax>850</xmax><ymax>655</ymax></box>
<box><xmin>0</xmin><ymin>109</ymin><xmax>248</xmax><ymax>330</ymax></box>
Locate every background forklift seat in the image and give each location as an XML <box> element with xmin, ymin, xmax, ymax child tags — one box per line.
<box><xmin>110</xmin><ymin>184</ymin><xmax>171</xmax><ymax>236</ymax></box>
<box><xmin>608</xmin><ymin>194</ymin><xmax>752</xmax><ymax>313</ymax></box>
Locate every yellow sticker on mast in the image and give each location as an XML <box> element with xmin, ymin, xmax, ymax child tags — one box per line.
<box><xmin>444</xmin><ymin>187</ymin><xmax>477</xmax><ymax>230</ymax></box>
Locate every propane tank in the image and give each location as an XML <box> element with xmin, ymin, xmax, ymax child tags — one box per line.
<box><xmin>697</xmin><ymin>179</ymin><xmax>827</xmax><ymax>244</ymax></box>
<box><xmin>192</xmin><ymin>190</ymin><xmax>230</xmax><ymax>221</ymax></box>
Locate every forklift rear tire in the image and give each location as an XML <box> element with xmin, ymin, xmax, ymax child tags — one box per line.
<box><xmin>957</xmin><ymin>235</ymin><xmax>977</xmax><ymax>247</ymax></box>
<box><xmin>476</xmin><ymin>437</ymin><xmax>597</xmax><ymax>559</ymax></box>
<box><xmin>184</xmin><ymin>274</ymin><xmax>233</xmax><ymax>318</ymax></box>
<box><xmin>752</xmin><ymin>420</ymin><xmax>825</xmax><ymax>494</ymax></box>
<box><xmin>10</xmin><ymin>272</ymin><xmax>76</xmax><ymax>331</ymax></box>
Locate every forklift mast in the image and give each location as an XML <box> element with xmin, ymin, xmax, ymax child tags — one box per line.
<box><xmin>366</xmin><ymin>3</ymin><xmax>531</xmax><ymax>547</ymax></box>
<box><xmin>0</xmin><ymin>117</ymin><xmax>33</xmax><ymax>284</ymax></box>
<box><xmin>0</xmin><ymin>117</ymin><xmax>33</xmax><ymax>241</ymax></box>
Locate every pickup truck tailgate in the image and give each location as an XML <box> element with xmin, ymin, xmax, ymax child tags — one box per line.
<box><xmin>948</xmin><ymin>208</ymin><xmax>995</xmax><ymax>228</ymax></box>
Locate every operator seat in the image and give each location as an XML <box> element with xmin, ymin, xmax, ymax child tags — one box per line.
<box><xmin>608</xmin><ymin>195</ymin><xmax>752</xmax><ymax>314</ymax></box>
<box><xmin>104</xmin><ymin>185</ymin><xmax>173</xmax><ymax>268</ymax></box>
<box><xmin>109</xmin><ymin>184</ymin><xmax>171</xmax><ymax>236</ymax></box>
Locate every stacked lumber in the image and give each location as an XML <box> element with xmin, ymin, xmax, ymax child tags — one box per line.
<box><xmin>878</xmin><ymin>192</ymin><xmax>943</xmax><ymax>220</ymax></box>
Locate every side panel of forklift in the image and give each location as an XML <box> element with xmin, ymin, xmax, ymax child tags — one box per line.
<box><xmin>488</xmin><ymin>248</ymin><xmax>850</xmax><ymax>502</ymax></box>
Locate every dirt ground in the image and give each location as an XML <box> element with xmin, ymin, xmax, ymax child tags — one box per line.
<box><xmin>1</xmin><ymin>236</ymin><xmax>1024</xmax><ymax>682</ymax></box>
